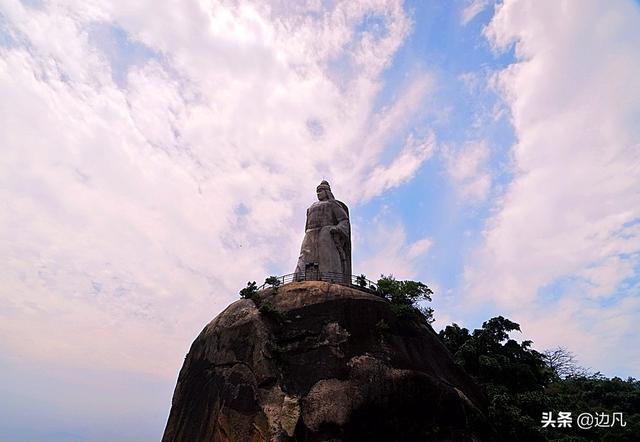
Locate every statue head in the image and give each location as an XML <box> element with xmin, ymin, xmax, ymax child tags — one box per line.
<box><xmin>316</xmin><ymin>180</ymin><xmax>335</xmax><ymax>201</ymax></box>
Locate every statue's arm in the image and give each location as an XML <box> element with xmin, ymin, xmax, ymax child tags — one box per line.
<box><xmin>331</xmin><ymin>205</ymin><xmax>350</xmax><ymax>237</ymax></box>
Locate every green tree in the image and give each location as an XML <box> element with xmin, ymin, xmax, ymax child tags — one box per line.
<box><xmin>239</xmin><ymin>281</ymin><xmax>258</xmax><ymax>300</ymax></box>
<box><xmin>376</xmin><ymin>275</ymin><xmax>434</xmax><ymax>323</ymax></box>
<box><xmin>264</xmin><ymin>276</ymin><xmax>281</xmax><ymax>291</ymax></box>
<box><xmin>439</xmin><ymin>317</ymin><xmax>552</xmax><ymax>441</ymax></box>
<box><xmin>356</xmin><ymin>273</ymin><xmax>367</xmax><ymax>288</ymax></box>
<box><xmin>544</xmin><ymin>374</ymin><xmax>640</xmax><ymax>441</ymax></box>
<box><xmin>439</xmin><ymin>316</ymin><xmax>640</xmax><ymax>441</ymax></box>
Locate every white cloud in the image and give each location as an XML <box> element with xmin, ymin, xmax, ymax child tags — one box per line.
<box><xmin>463</xmin><ymin>0</ymin><xmax>640</xmax><ymax>375</ymax></box>
<box><xmin>0</xmin><ymin>0</ymin><xmax>434</xmax><ymax>381</ymax></box>
<box><xmin>361</xmin><ymin>131</ymin><xmax>436</xmax><ymax>201</ymax></box>
<box><xmin>512</xmin><ymin>293</ymin><xmax>640</xmax><ymax>376</ymax></box>
<box><xmin>460</xmin><ymin>0</ymin><xmax>489</xmax><ymax>26</ymax></box>
<box><xmin>576</xmin><ymin>255</ymin><xmax>637</xmax><ymax>299</ymax></box>
<box><xmin>358</xmin><ymin>221</ymin><xmax>432</xmax><ymax>280</ymax></box>
<box><xmin>443</xmin><ymin>140</ymin><xmax>491</xmax><ymax>202</ymax></box>
<box><xmin>407</xmin><ymin>237</ymin><xmax>433</xmax><ymax>260</ymax></box>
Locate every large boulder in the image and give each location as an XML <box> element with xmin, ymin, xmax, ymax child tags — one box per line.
<box><xmin>162</xmin><ymin>281</ymin><xmax>491</xmax><ymax>441</ymax></box>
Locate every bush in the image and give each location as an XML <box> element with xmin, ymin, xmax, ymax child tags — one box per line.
<box><xmin>389</xmin><ymin>303</ymin><xmax>421</xmax><ymax>321</ymax></box>
<box><xmin>258</xmin><ymin>301</ymin><xmax>285</xmax><ymax>324</ymax></box>
<box><xmin>239</xmin><ymin>281</ymin><xmax>258</xmax><ymax>300</ymax></box>
<box><xmin>377</xmin><ymin>275</ymin><xmax>434</xmax><ymax>323</ymax></box>
<box><xmin>264</xmin><ymin>276</ymin><xmax>281</xmax><ymax>290</ymax></box>
<box><xmin>239</xmin><ymin>281</ymin><xmax>285</xmax><ymax>322</ymax></box>
<box><xmin>437</xmin><ymin>316</ymin><xmax>640</xmax><ymax>441</ymax></box>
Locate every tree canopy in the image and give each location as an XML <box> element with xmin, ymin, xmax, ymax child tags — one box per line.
<box><xmin>439</xmin><ymin>317</ymin><xmax>640</xmax><ymax>441</ymax></box>
<box><xmin>376</xmin><ymin>275</ymin><xmax>434</xmax><ymax>323</ymax></box>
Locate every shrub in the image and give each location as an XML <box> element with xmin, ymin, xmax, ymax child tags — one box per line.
<box><xmin>264</xmin><ymin>276</ymin><xmax>281</xmax><ymax>292</ymax></box>
<box><xmin>258</xmin><ymin>301</ymin><xmax>285</xmax><ymax>324</ymax></box>
<box><xmin>377</xmin><ymin>275</ymin><xmax>434</xmax><ymax>323</ymax></box>
<box><xmin>239</xmin><ymin>281</ymin><xmax>258</xmax><ymax>300</ymax></box>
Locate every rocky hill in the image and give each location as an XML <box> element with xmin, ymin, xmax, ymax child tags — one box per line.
<box><xmin>162</xmin><ymin>281</ymin><xmax>491</xmax><ymax>441</ymax></box>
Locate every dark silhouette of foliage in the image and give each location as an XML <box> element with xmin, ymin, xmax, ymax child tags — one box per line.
<box><xmin>239</xmin><ymin>281</ymin><xmax>285</xmax><ymax>323</ymax></box>
<box><xmin>376</xmin><ymin>275</ymin><xmax>434</xmax><ymax>323</ymax></box>
<box><xmin>544</xmin><ymin>346</ymin><xmax>589</xmax><ymax>379</ymax></box>
<box><xmin>439</xmin><ymin>316</ymin><xmax>640</xmax><ymax>441</ymax></box>
<box><xmin>439</xmin><ymin>316</ymin><xmax>551</xmax><ymax>440</ymax></box>
<box><xmin>264</xmin><ymin>276</ymin><xmax>281</xmax><ymax>292</ymax></box>
<box><xmin>239</xmin><ymin>281</ymin><xmax>258</xmax><ymax>300</ymax></box>
<box><xmin>258</xmin><ymin>301</ymin><xmax>285</xmax><ymax>324</ymax></box>
<box><xmin>543</xmin><ymin>374</ymin><xmax>640</xmax><ymax>441</ymax></box>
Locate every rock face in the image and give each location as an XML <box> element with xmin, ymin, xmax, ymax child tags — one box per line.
<box><xmin>162</xmin><ymin>282</ymin><xmax>490</xmax><ymax>442</ymax></box>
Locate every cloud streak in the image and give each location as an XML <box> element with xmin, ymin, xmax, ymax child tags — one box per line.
<box><xmin>0</xmin><ymin>0</ymin><xmax>434</xmax><ymax>383</ymax></box>
<box><xmin>443</xmin><ymin>140</ymin><xmax>492</xmax><ymax>202</ymax></box>
<box><xmin>460</xmin><ymin>0</ymin><xmax>489</xmax><ymax>26</ymax></box>
<box><xmin>463</xmin><ymin>0</ymin><xmax>640</xmax><ymax>375</ymax></box>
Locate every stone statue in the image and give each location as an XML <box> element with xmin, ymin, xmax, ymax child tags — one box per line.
<box><xmin>295</xmin><ymin>180</ymin><xmax>351</xmax><ymax>282</ymax></box>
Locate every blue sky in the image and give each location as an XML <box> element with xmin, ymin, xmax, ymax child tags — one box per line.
<box><xmin>1</xmin><ymin>0</ymin><xmax>640</xmax><ymax>441</ymax></box>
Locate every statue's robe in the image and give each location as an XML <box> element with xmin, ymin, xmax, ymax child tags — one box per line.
<box><xmin>295</xmin><ymin>199</ymin><xmax>351</xmax><ymax>281</ymax></box>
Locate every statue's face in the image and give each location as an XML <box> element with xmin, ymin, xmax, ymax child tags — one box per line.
<box><xmin>317</xmin><ymin>189</ymin><xmax>328</xmax><ymax>201</ymax></box>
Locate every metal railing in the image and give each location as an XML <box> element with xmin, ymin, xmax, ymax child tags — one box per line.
<box><xmin>257</xmin><ymin>272</ymin><xmax>380</xmax><ymax>294</ymax></box>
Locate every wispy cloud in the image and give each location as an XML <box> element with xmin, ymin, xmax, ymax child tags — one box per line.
<box><xmin>0</xmin><ymin>0</ymin><xmax>430</xmax><ymax>381</ymax></box>
<box><xmin>358</xmin><ymin>221</ymin><xmax>432</xmax><ymax>280</ymax></box>
<box><xmin>460</xmin><ymin>0</ymin><xmax>489</xmax><ymax>26</ymax></box>
<box><xmin>442</xmin><ymin>140</ymin><xmax>492</xmax><ymax>202</ymax></box>
<box><xmin>361</xmin><ymin>131</ymin><xmax>436</xmax><ymax>201</ymax></box>
<box><xmin>463</xmin><ymin>0</ymin><xmax>640</xmax><ymax>374</ymax></box>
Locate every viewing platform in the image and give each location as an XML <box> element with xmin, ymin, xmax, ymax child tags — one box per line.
<box><xmin>257</xmin><ymin>271</ymin><xmax>379</xmax><ymax>294</ymax></box>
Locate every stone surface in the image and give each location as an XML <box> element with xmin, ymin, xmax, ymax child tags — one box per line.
<box><xmin>162</xmin><ymin>282</ymin><xmax>492</xmax><ymax>442</ymax></box>
<box><xmin>295</xmin><ymin>181</ymin><xmax>351</xmax><ymax>280</ymax></box>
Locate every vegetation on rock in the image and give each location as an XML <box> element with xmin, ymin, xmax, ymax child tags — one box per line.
<box><xmin>376</xmin><ymin>275</ymin><xmax>434</xmax><ymax>323</ymax></box>
<box><xmin>258</xmin><ymin>300</ymin><xmax>285</xmax><ymax>324</ymax></box>
<box><xmin>239</xmin><ymin>281</ymin><xmax>258</xmax><ymax>300</ymax></box>
<box><xmin>264</xmin><ymin>275</ymin><xmax>281</xmax><ymax>291</ymax></box>
<box><xmin>239</xmin><ymin>280</ymin><xmax>285</xmax><ymax>322</ymax></box>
